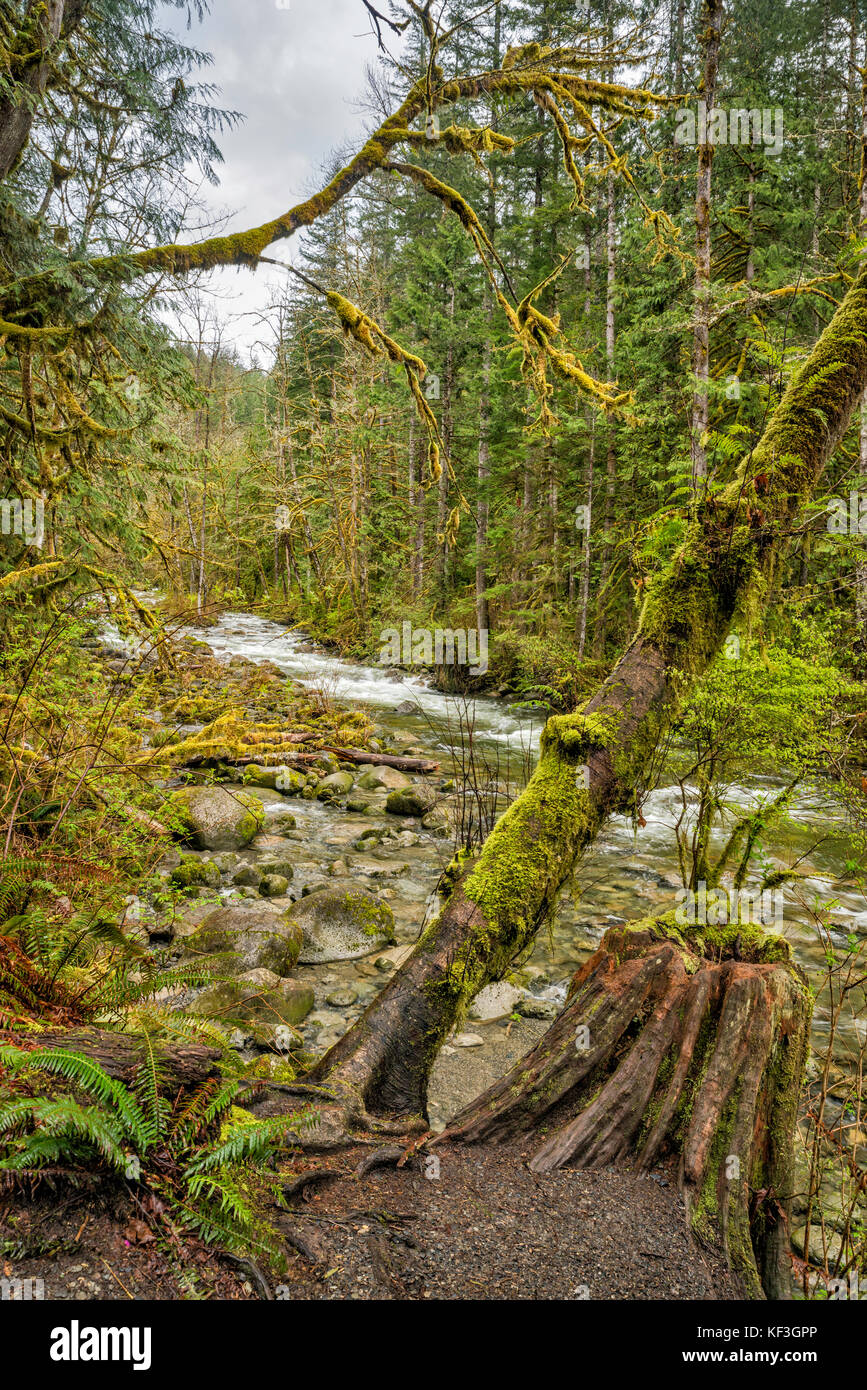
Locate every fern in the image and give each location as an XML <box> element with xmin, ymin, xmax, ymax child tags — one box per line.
<box><xmin>0</xmin><ymin>1042</ymin><xmax>314</xmax><ymax>1265</ymax></box>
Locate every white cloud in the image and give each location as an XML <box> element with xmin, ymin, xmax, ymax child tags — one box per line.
<box><xmin>162</xmin><ymin>0</ymin><xmax>389</xmax><ymax>359</ymax></box>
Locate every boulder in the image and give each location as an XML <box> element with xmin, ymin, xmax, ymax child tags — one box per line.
<box><xmin>186</xmin><ymin>902</ymin><xmax>303</xmax><ymax>976</ymax></box>
<box><xmin>317</xmin><ymin>771</ymin><xmax>355</xmax><ymax>801</ymax></box>
<box><xmin>232</xmin><ymin>862</ymin><xmax>262</xmax><ymax>887</ymax></box>
<box><xmin>166</xmin><ymin>786</ymin><xmax>264</xmax><ymax>851</ymax></box>
<box><xmin>468</xmin><ymin>981</ymin><xmax>525</xmax><ymax>1021</ymax></box>
<box><xmin>288</xmin><ymin>888</ymin><xmax>395</xmax><ymax>963</ymax></box>
<box><xmin>385</xmin><ymin>785</ymin><xmax>438</xmax><ymax>817</ymax></box>
<box><xmin>257</xmin><ymin>855</ymin><xmax>295</xmax><ymax>881</ymax></box>
<box><xmin>357</xmin><ymin>766</ymin><xmax>412</xmax><ymax>792</ymax></box>
<box><xmin>168</xmin><ymin>855</ymin><xmax>222</xmax><ymax>889</ymax></box>
<box><xmin>259</xmin><ymin>873</ymin><xmax>290</xmax><ymax>898</ymax></box>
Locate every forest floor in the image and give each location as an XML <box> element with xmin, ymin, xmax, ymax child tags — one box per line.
<box><xmin>0</xmin><ymin>1145</ymin><xmax>741</xmax><ymax>1301</ymax></box>
<box><xmin>0</xmin><ymin>1179</ymin><xmax>250</xmax><ymax>1300</ymax></box>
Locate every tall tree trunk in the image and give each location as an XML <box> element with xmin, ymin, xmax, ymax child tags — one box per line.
<box><xmin>475</xmin><ymin>6</ymin><xmax>500</xmax><ymax>637</ymax></box>
<box><xmin>577</xmin><ymin>408</ymin><xmax>595</xmax><ymax>660</ymax></box>
<box><xmin>595</xmin><ymin>169</ymin><xmax>618</xmax><ymax>655</ymax></box>
<box><xmin>435</xmin><ymin>281</ymin><xmax>456</xmax><ymax>612</ymax></box>
<box><xmin>0</xmin><ymin>1</ymin><xmax>85</xmax><ymax>183</ymax></box>
<box><xmin>690</xmin><ymin>0</ymin><xmax>723</xmax><ymax>500</ymax></box>
<box><xmin>408</xmin><ymin>411</ymin><xmax>420</xmax><ymax>600</ymax></box>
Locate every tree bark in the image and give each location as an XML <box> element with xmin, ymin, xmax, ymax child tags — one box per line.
<box><xmin>0</xmin><ymin>1</ymin><xmax>86</xmax><ymax>184</ymax></box>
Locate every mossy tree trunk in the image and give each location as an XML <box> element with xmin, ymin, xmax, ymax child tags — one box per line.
<box><xmin>308</xmin><ymin>262</ymin><xmax>867</xmax><ymax>1119</ymax></box>
<box><xmin>439</xmin><ymin>915</ymin><xmax>811</xmax><ymax>1300</ymax></box>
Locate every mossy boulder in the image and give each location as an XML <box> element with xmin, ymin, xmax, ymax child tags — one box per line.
<box><xmin>288</xmin><ymin>887</ymin><xmax>395</xmax><ymax>963</ymax></box>
<box><xmin>168</xmin><ymin>855</ymin><xmax>222</xmax><ymax>889</ymax></box>
<box><xmin>190</xmin><ymin>968</ymin><xmax>313</xmax><ymax>1029</ymax></box>
<box><xmin>259</xmin><ymin>873</ymin><xmax>290</xmax><ymax>898</ymax></box>
<box><xmin>186</xmin><ymin>902</ymin><xmax>303</xmax><ymax>976</ymax></box>
<box><xmin>385</xmin><ymin>784</ymin><xmax>438</xmax><ymax>817</ymax></box>
<box><xmin>243</xmin><ymin>765</ymin><xmax>307</xmax><ymax>797</ymax></box>
<box><xmin>258</xmin><ymin>855</ymin><xmax>295</xmax><ymax>881</ymax></box>
<box><xmin>357</xmin><ymin>766</ymin><xmax>412</xmax><ymax>792</ymax></box>
<box><xmin>317</xmin><ymin>771</ymin><xmax>355</xmax><ymax>801</ymax></box>
<box><xmin>166</xmin><ymin>785</ymin><xmax>265</xmax><ymax>851</ymax></box>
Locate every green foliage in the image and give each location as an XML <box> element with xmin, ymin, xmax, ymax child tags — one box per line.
<box><xmin>0</xmin><ymin>1044</ymin><xmax>316</xmax><ymax>1261</ymax></box>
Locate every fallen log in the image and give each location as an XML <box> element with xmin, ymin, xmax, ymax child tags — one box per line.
<box><xmin>228</xmin><ymin>747</ymin><xmax>438</xmax><ymax>774</ymax></box>
<box><xmin>292</xmin><ymin>747</ymin><xmax>438</xmax><ymax>774</ymax></box>
<box><xmin>16</xmin><ymin>1028</ymin><xmax>221</xmax><ymax>1091</ymax></box>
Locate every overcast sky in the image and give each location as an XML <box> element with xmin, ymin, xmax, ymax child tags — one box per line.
<box><xmin>164</xmin><ymin>0</ymin><xmax>393</xmax><ymax>363</ymax></box>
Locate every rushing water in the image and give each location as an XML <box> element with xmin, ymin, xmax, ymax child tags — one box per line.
<box><xmin>202</xmin><ymin>611</ymin><xmax>541</xmax><ymax>762</ymax></box>
<box><xmin>190</xmin><ymin>611</ymin><xmax>865</xmax><ymax>1074</ymax></box>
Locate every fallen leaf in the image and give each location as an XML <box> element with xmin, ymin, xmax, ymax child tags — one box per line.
<box><xmin>123</xmin><ymin>1218</ymin><xmax>155</xmax><ymax>1245</ymax></box>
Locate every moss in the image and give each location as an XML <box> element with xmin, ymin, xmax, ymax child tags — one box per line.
<box><xmin>620</xmin><ymin>909</ymin><xmax>791</xmax><ymax>966</ymax></box>
<box><xmin>340</xmin><ymin>891</ymin><xmax>395</xmax><ymax>940</ymax></box>
<box><xmin>219</xmin><ymin>1104</ymin><xmax>259</xmax><ymax>1143</ymax></box>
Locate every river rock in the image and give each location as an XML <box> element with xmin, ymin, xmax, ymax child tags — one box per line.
<box><xmin>258</xmin><ymin>855</ymin><xmax>295</xmax><ymax>880</ymax></box>
<box><xmin>517</xmin><ymin>995</ymin><xmax>559</xmax><ymax>1020</ymax></box>
<box><xmin>265</xmin><ymin>806</ymin><xmax>297</xmax><ymax>832</ymax></box>
<box><xmin>232</xmin><ymin>862</ymin><xmax>262</xmax><ymax>887</ymax></box>
<box><xmin>317</xmin><ymin>771</ymin><xmax>355</xmax><ymax>801</ymax></box>
<box><xmin>190</xmin><ymin>968</ymin><xmax>313</xmax><ymax>1028</ymax></box>
<box><xmin>166</xmin><ymin>786</ymin><xmax>264</xmax><ymax>850</ymax></box>
<box><xmin>186</xmin><ymin>902</ymin><xmax>303</xmax><ymax>976</ymax></box>
<box><xmin>346</xmin><ymin>796</ymin><xmax>370</xmax><ymax>813</ymax></box>
<box><xmin>312</xmin><ymin>753</ymin><xmax>340</xmax><ymax>776</ymax></box>
<box><xmin>243</xmin><ymin>764</ymin><xmax>284</xmax><ymax>789</ymax></box>
<box><xmin>357</xmin><ymin>766</ymin><xmax>412</xmax><ymax>792</ymax></box>
<box><xmin>326</xmin><ymin>986</ymin><xmax>358</xmax><ymax>1007</ymax></box>
<box><xmin>385</xmin><ymin>785</ymin><xmax>438</xmax><ymax>817</ymax></box>
<box><xmin>288</xmin><ymin>887</ymin><xmax>395</xmax><ymax>963</ymax></box>
<box><xmin>259</xmin><ymin>873</ymin><xmax>290</xmax><ymax>898</ymax></box>
<box><xmin>468</xmin><ymin>981</ymin><xmax>525</xmax><ymax>1021</ymax></box>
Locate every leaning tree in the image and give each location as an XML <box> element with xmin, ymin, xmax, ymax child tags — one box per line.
<box><xmin>3</xmin><ymin>0</ymin><xmax>867</xmax><ymax>1299</ymax></box>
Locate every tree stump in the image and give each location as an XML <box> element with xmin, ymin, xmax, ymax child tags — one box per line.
<box><xmin>441</xmin><ymin>913</ymin><xmax>811</xmax><ymax>1300</ymax></box>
